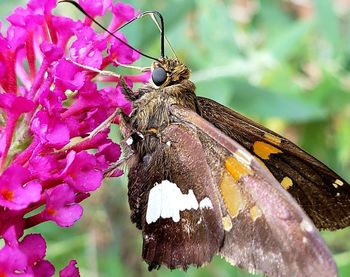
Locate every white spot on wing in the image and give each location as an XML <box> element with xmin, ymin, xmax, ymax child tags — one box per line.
<box><xmin>166</xmin><ymin>141</ymin><xmax>171</xmax><ymax>146</ymax></box>
<box><xmin>234</xmin><ymin>149</ymin><xmax>252</xmax><ymax>166</ymax></box>
<box><xmin>333</xmin><ymin>179</ymin><xmax>344</xmax><ymax>188</ymax></box>
<box><xmin>126</xmin><ymin>137</ymin><xmax>133</xmax><ymax>145</ymax></box>
<box><xmin>300</xmin><ymin>218</ymin><xmax>314</xmax><ymax>233</ymax></box>
<box><xmin>199</xmin><ymin>197</ymin><xmax>213</xmax><ymax>209</ymax></box>
<box><xmin>146</xmin><ymin>180</ymin><xmax>199</xmax><ymax>224</ymax></box>
<box><xmin>137</xmin><ymin>132</ymin><xmax>144</xmax><ymax>139</ymax></box>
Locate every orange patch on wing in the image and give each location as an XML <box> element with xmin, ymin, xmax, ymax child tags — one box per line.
<box><xmin>250</xmin><ymin>205</ymin><xmax>262</xmax><ymax>221</ymax></box>
<box><xmin>253</xmin><ymin>141</ymin><xmax>282</xmax><ymax>160</ymax></box>
<box><xmin>263</xmin><ymin>133</ymin><xmax>282</xmax><ymax>146</ymax></box>
<box><xmin>148</xmin><ymin>128</ymin><xmax>158</xmax><ymax>134</ymax></box>
<box><xmin>281</xmin><ymin>176</ymin><xmax>293</xmax><ymax>190</ymax></box>
<box><xmin>225</xmin><ymin>156</ymin><xmax>252</xmax><ymax>181</ymax></box>
<box><xmin>220</xmin><ymin>171</ymin><xmax>246</xmax><ymax>218</ymax></box>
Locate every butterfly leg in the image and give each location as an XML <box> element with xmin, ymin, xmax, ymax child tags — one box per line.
<box><xmin>119</xmin><ymin>77</ymin><xmax>141</xmax><ymax>101</ymax></box>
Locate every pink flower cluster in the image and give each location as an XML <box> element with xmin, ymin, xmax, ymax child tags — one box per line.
<box><xmin>0</xmin><ymin>0</ymin><xmax>147</xmax><ymax>275</ymax></box>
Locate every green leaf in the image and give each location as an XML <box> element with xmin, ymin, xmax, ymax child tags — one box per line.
<box><xmin>314</xmin><ymin>0</ymin><xmax>342</xmax><ymax>55</ymax></box>
<box><xmin>197</xmin><ymin>78</ymin><xmax>326</xmax><ymax>122</ymax></box>
<box><xmin>267</xmin><ymin>20</ymin><xmax>313</xmax><ymax>61</ymax></box>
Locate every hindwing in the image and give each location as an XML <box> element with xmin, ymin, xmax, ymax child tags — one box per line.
<box><xmin>197</xmin><ymin>97</ymin><xmax>350</xmax><ymax>230</ymax></box>
<box><xmin>169</xmin><ymin>105</ymin><xmax>337</xmax><ymax>276</ymax></box>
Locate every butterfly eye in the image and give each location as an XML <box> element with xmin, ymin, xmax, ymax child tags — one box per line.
<box><xmin>152</xmin><ymin>67</ymin><xmax>167</xmax><ymax>86</ymax></box>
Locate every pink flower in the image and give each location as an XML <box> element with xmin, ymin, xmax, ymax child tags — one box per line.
<box><xmin>19</xmin><ymin>234</ymin><xmax>55</xmax><ymax>276</ymax></box>
<box><xmin>59</xmin><ymin>260</ymin><xmax>80</xmax><ymax>277</ymax></box>
<box><xmin>0</xmin><ymin>0</ymin><xmax>144</xmax><ymax>274</ymax></box>
<box><xmin>0</xmin><ymin>245</ymin><xmax>29</xmax><ymax>277</ymax></box>
<box><xmin>0</xmin><ymin>165</ymin><xmax>41</xmax><ymax>210</ymax></box>
<box><xmin>0</xmin><ymin>234</ymin><xmax>54</xmax><ymax>277</ymax></box>
<box><xmin>43</xmin><ymin>184</ymin><xmax>83</xmax><ymax>227</ymax></box>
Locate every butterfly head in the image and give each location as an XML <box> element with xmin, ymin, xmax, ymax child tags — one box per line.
<box><xmin>151</xmin><ymin>58</ymin><xmax>191</xmax><ymax>87</ymax></box>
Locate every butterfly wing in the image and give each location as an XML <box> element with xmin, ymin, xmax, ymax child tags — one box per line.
<box><xmin>169</xmin><ymin>105</ymin><xmax>337</xmax><ymax>276</ymax></box>
<box><xmin>126</xmin><ymin>105</ymin><xmax>337</xmax><ymax>276</ymax></box>
<box><xmin>197</xmin><ymin>96</ymin><xmax>350</xmax><ymax>230</ymax></box>
<box><xmin>127</xmin><ymin>124</ymin><xmax>224</xmax><ymax>270</ymax></box>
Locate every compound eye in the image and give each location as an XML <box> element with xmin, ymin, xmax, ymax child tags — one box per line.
<box><xmin>152</xmin><ymin>67</ymin><xmax>167</xmax><ymax>86</ymax></box>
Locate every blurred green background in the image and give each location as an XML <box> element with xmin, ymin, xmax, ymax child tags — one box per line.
<box><xmin>2</xmin><ymin>0</ymin><xmax>350</xmax><ymax>276</ymax></box>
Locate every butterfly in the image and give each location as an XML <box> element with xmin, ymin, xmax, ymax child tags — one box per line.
<box><xmin>61</xmin><ymin>1</ymin><xmax>350</xmax><ymax>276</ymax></box>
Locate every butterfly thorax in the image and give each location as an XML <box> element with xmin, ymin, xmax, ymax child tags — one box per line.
<box><xmin>125</xmin><ymin>58</ymin><xmax>198</xmax><ymax>157</ymax></box>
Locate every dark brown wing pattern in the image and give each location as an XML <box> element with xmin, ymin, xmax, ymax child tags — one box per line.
<box><xmin>197</xmin><ymin>97</ymin><xmax>350</xmax><ymax>230</ymax></box>
<box><xmin>169</xmin><ymin>106</ymin><xmax>337</xmax><ymax>276</ymax></box>
<box><xmin>127</xmin><ymin>124</ymin><xmax>224</xmax><ymax>270</ymax></box>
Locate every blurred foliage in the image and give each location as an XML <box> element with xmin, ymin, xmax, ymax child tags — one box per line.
<box><xmin>2</xmin><ymin>0</ymin><xmax>350</xmax><ymax>276</ymax></box>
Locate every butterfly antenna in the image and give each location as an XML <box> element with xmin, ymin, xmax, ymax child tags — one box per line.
<box><xmin>58</xmin><ymin>0</ymin><xmax>160</xmax><ymax>62</ymax></box>
<box><xmin>148</xmin><ymin>12</ymin><xmax>178</xmax><ymax>59</ymax></box>
<box><xmin>115</xmin><ymin>10</ymin><xmax>169</xmax><ymax>59</ymax></box>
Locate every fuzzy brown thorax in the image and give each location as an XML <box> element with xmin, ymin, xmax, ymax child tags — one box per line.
<box><xmin>122</xmin><ymin>58</ymin><xmax>197</xmax><ymax>158</ymax></box>
<box><xmin>129</xmin><ymin>58</ymin><xmax>196</xmax><ymax>132</ymax></box>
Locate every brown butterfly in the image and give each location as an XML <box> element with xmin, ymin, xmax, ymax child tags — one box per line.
<box><xmin>62</xmin><ymin>2</ymin><xmax>350</xmax><ymax>276</ymax></box>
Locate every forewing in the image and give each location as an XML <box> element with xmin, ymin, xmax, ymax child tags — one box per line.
<box><xmin>127</xmin><ymin>124</ymin><xmax>224</xmax><ymax>270</ymax></box>
<box><xmin>171</xmin><ymin>105</ymin><xmax>337</xmax><ymax>277</ymax></box>
<box><xmin>197</xmin><ymin>96</ymin><xmax>350</xmax><ymax>230</ymax></box>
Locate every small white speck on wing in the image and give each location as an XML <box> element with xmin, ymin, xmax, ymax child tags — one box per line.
<box><xmin>166</xmin><ymin>141</ymin><xmax>171</xmax><ymax>147</ymax></box>
<box><xmin>199</xmin><ymin>197</ymin><xmax>213</xmax><ymax>210</ymax></box>
<box><xmin>146</xmin><ymin>180</ymin><xmax>199</xmax><ymax>224</ymax></box>
<box><xmin>126</xmin><ymin>137</ymin><xmax>133</xmax><ymax>145</ymax></box>
<box><xmin>234</xmin><ymin>149</ymin><xmax>252</xmax><ymax>166</ymax></box>
<box><xmin>333</xmin><ymin>179</ymin><xmax>344</xmax><ymax>188</ymax></box>
<box><xmin>300</xmin><ymin>218</ymin><xmax>314</xmax><ymax>233</ymax></box>
<box><xmin>137</xmin><ymin>131</ymin><xmax>144</xmax><ymax>139</ymax></box>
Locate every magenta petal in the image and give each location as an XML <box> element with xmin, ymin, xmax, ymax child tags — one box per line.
<box><xmin>53</xmin><ymin>204</ymin><xmax>83</xmax><ymax>227</ymax></box>
<box><xmin>54</xmin><ymin>59</ymin><xmax>86</xmax><ymax>91</ymax></box>
<box><xmin>33</xmin><ymin>260</ymin><xmax>55</xmax><ymax>277</ymax></box>
<box><xmin>0</xmin><ymin>245</ymin><xmax>27</xmax><ymax>275</ymax></box>
<box><xmin>62</xmin><ymin>151</ymin><xmax>104</xmax><ymax>192</ymax></box>
<box><xmin>28</xmin><ymin>154</ymin><xmax>59</xmax><ymax>180</ymax></box>
<box><xmin>109</xmin><ymin>33</ymin><xmax>140</xmax><ymax>65</ymax></box>
<box><xmin>7</xmin><ymin>6</ymin><xmax>44</xmax><ymax>31</ymax></box>
<box><xmin>40</xmin><ymin>42</ymin><xmax>63</xmax><ymax>63</ymax></box>
<box><xmin>28</xmin><ymin>0</ymin><xmax>56</xmax><ymax>14</ymax></box>
<box><xmin>44</xmin><ymin>184</ymin><xmax>83</xmax><ymax>227</ymax></box>
<box><xmin>79</xmin><ymin>0</ymin><xmax>111</xmax><ymax>17</ymax></box>
<box><xmin>19</xmin><ymin>234</ymin><xmax>46</xmax><ymax>264</ymax></box>
<box><xmin>59</xmin><ymin>260</ymin><xmax>80</xmax><ymax>277</ymax></box>
<box><xmin>70</xmin><ymin>26</ymin><xmax>106</xmax><ymax>68</ymax></box>
<box><xmin>46</xmin><ymin>121</ymin><xmax>70</xmax><ymax>146</ymax></box>
<box><xmin>0</xmin><ymin>93</ymin><xmax>35</xmax><ymax>116</ymax></box>
<box><xmin>73</xmin><ymin>169</ymin><xmax>103</xmax><ymax>192</ymax></box>
<box><xmin>0</xmin><ymin>165</ymin><xmax>42</xmax><ymax>210</ymax></box>
<box><xmin>46</xmin><ymin>184</ymin><xmax>75</xmax><ymax>207</ymax></box>
<box><xmin>31</xmin><ymin>111</ymin><xmax>70</xmax><ymax>148</ymax></box>
<box><xmin>97</xmin><ymin>142</ymin><xmax>121</xmax><ymax>163</ymax></box>
<box><xmin>110</xmin><ymin>2</ymin><xmax>136</xmax><ymax>29</ymax></box>
<box><xmin>6</xmin><ymin>25</ymin><xmax>27</xmax><ymax>51</ymax></box>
